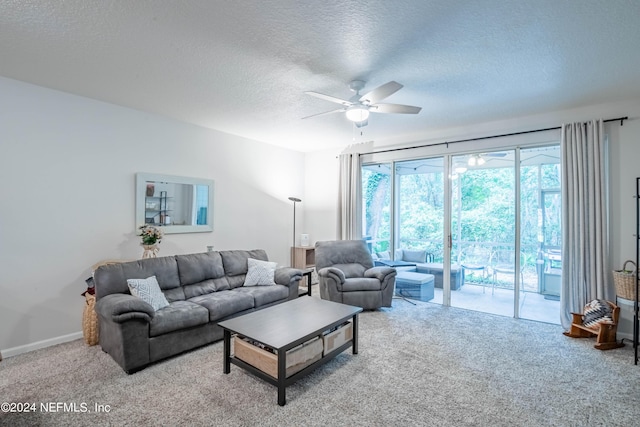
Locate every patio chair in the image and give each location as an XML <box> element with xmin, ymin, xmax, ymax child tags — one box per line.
<box><xmin>490</xmin><ymin>249</ymin><xmax>525</xmax><ymax>294</ymax></box>
<box><xmin>460</xmin><ymin>245</ymin><xmax>492</xmax><ymax>292</ymax></box>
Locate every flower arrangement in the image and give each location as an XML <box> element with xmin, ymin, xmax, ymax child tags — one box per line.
<box><xmin>138</xmin><ymin>225</ymin><xmax>163</xmax><ymax>245</ymax></box>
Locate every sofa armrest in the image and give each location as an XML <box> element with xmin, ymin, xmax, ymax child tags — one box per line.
<box><xmin>95</xmin><ymin>294</ymin><xmax>155</xmax><ymax>324</ymax></box>
<box><xmin>365</xmin><ymin>266</ymin><xmax>396</xmax><ymax>282</ymax></box>
<box><xmin>275</xmin><ymin>266</ymin><xmax>303</xmax><ymax>300</ymax></box>
<box><xmin>274</xmin><ymin>267</ymin><xmax>303</xmax><ymax>287</ymax></box>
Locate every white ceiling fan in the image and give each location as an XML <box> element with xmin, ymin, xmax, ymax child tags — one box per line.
<box><xmin>466</xmin><ymin>152</ymin><xmax>509</xmax><ymax>166</ymax></box>
<box><xmin>302</xmin><ymin>80</ymin><xmax>422</xmax><ymax>128</ymax></box>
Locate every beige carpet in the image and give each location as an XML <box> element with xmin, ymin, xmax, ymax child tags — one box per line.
<box><xmin>1</xmin><ymin>295</ymin><xmax>639</xmax><ymax>427</ymax></box>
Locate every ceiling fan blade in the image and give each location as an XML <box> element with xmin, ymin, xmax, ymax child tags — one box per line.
<box><xmin>371</xmin><ymin>103</ymin><xmax>422</xmax><ymax>114</ymax></box>
<box><xmin>359</xmin><ymin>81</ymin><xmax>403</xmax><ymax>104</ymax></box>
<box><xmin>304</xmin><ymin>91</ymin><xmax>352</xmax><ymax>106</ymax></box>
<box><xmin>301</xmin><ymin>108</ymin><xmax>345</xmax><ymax>120</ymax></box>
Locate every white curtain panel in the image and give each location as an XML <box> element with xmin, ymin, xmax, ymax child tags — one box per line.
<box><xmin>560</xmin><ymin>119</ymin><xmax>610</xmax><ymax>329</ymax></box>
<box><xmin>337</xmin><ymin>153</ymin><xmax>362</xmax><ymax>240</ymax></box>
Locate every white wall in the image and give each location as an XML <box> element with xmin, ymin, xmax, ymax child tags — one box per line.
<box><xmin>304</xmin><ymin>98</ymin><xmax>640</xmax><ymax>337</ymax></box>
<box><xmin>0</xmin><ymin>77</ymin><xmax>304</xmax><ymax>355</ymax></box>
<box><xmin>302</xmin><ymin>148</ymin><xmax>341</xmax><ymax>245</ymax></box>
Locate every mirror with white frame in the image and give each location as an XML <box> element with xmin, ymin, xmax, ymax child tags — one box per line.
<box><xmin>135</xmin><ymin>173</ymin><xmax>214</xmax><ymax>234</ymax></box>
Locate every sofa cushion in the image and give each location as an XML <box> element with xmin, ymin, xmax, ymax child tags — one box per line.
<box><xmin>163</xmin><ymin>287</ymin><xmax>187</xmax><ymax>303</ymax></box>
<box><xmin>123</xmin><ymin>257</ymin><xmax>182</xmax><ymax>290</ymax></box>
<box><xmin>401</xmin><ymin>250</ymin><xmax>427</xmax><ymax>263</ymax></box>
<box><xmin>221</xmin><ymin>250</ymin><xmax>268</xmax><ymax>276</ymax></box>
<box><xmin>234</xmin><ymin>285</ymin><xmax>289</xmax><ymax>307</ymax></box>
<box><xmin>244</xmin><ymin>258</ymin><xmax>277</xmax><ymax>286</ymax></box>
<box><xmin>95</xmin><ymin>256</ymin><xmax>181</xmax><ymax>298</ymax></box>
<box><xmin>176</xmin><ymin>252</ymin><xmax>226</xmax><ymax>285</ymax></box>
<box><xmin>127</xmin><ymin>276</ymin><xmax>170</xmax><ymax>311</ymax></box>
<box><xmin>183</xmin><ymin>278</ymin><xmax>231</xmax><ymax>299</ymax></box>
<box><xmin>149</xmin><ymin>301</ymin><xmax>210</xmax><ymax>337</ymax></box>
<box><xmin>189</xmin><ymin>290</ymin><xmax>255</xmax><ymax>322</ymax></box>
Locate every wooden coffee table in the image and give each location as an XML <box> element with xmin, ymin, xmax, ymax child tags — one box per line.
<box><xmin>218</xmin><ymin>297</ymin><xmax>362</xmax><ymax>406</ymax></box>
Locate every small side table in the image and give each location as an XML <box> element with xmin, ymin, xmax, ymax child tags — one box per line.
<box><xmin>298</xmin><ymin>268</ymin><xmax>313</xmax><ymax>297</ymax></box>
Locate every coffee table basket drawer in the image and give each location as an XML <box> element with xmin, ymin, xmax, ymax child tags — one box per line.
<box><xmin>233</xmin><ymin>336</ymin><xmax>323</xmax><ymax>378</ymax></box>
<box><xmin>322</xmin><ymin>322</ymin><xmax>353</xmax><ymax>356</ymax></box>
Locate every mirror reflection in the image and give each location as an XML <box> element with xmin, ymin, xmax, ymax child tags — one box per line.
<box><xmin>136</xmin><ymin>173</ymin><xmax>213</xmax><ymax>234</ymax></box>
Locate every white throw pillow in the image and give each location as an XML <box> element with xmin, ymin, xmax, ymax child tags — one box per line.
<box><xmin>244</xmin><ymin>258</ymin><xmax>277</xmax><ymax>286</ymax></box>
<box><xmin>127</xmin><ymin>276</ymin><xmax>170</xmax><ymax>311</ymax></box>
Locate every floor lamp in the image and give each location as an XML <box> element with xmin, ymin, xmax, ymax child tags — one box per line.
<box><xmin>288</xmin><ymin>197</ymin><xmax>301</xmax><ymax>265</ymax></box>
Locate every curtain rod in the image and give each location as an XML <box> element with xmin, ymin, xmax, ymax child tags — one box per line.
<box><xmin>360</xmin><ymin>116</ymin><xmax>628</xmax><ymax>156</ymax></box>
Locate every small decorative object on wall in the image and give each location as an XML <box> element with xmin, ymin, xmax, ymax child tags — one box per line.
<box><xmin>138</xmin><ymin>224</ymin><xmax>163</xmax><ymax>258</ymax></box>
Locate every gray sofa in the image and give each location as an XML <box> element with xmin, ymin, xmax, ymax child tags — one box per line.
<box><xmin>94</xmin><ymin>249</ymin><xmax>302</xmax><ymax>373</ymax></box>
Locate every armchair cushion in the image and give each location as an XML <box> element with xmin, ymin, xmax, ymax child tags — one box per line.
<box><xmin>332</xmin><ymin>263</ymin><xmax>366</xmax><ymax>278</ymax></box>
<box><xmin>343</xmin><ymin>277</ymin><xmax>383</xmax><ymax>292</ymax></box>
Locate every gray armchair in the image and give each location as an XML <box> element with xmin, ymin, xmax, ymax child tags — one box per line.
<box><xmin>315</xmin><ymin>240</ymin><xmax>397</xmax><ymax>309</ymax></box>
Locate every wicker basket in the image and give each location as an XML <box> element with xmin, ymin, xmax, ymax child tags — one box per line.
<box><xmin>613</xmin><ymin>260</ymin><xmax>637</xmax><ymax>300</ymax></box>
<box><xmin>82</xmin><ymin>293</ymin><xmax>99</xmax><ymax>346</ymax></box>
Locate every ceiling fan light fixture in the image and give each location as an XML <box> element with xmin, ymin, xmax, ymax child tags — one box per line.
<box><xmin>468</xmin><ymin>154</ymin><xmax>486</xmax><ymax>166</ymax></box>
<box><xmin>454</xmin><ymin>165</ymin><xmax>467</xmax><ymax>174</ymax></box>
<box><xmin>345</xmin><ymin>106</ymin><xmax>370</xmax><ymax>122</ymax></box>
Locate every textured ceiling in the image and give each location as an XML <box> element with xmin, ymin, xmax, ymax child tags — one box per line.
<box><xmin>2</xmin><ymin>0</ymin><xmax>640</xmax><ymax>152</ymax></box>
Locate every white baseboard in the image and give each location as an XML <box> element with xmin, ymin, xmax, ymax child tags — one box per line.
<box><xmin>1</xmin><ymin>332</ymin><xmax>83</xmax><ymax>359</ymax></box>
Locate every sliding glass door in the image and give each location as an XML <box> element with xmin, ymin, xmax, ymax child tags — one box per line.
<box><xmin>519</xmin><ymin>146</ymin><xmax>562</xmax><ymax>322</ymax></box>
<box><xmin>395</xmin><ymin>158</ymin><xmax>445</xmax><ymax>304</ymax></box>
<box><xmin>450</xmin><ymin>150</ymin><xmax>516</xmax><ymax>316</ymax></box>
<box><xmin>361</xmin><ymin>144</ymin><xmax>561</xmax><ymax>324</ymax></box>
